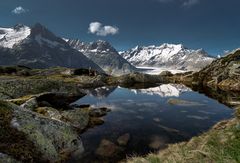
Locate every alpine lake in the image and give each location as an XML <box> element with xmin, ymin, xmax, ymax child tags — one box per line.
<box><xmin>70</xmin><ymin>84</ymin><xmax>234</xmax><ymax>162</ymax></box>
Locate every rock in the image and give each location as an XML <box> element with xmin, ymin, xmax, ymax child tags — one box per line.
<box><xmin>95</xmin><ymin>139</ymin><xmax>121</xmax><ymax>157</ymax></box>
<box><xmin>0</xmin><ymin>153</ymin><xmax>20</xmax><ymax>163</ymax></box>
<box><xmin>35</xmin><ymin>107</ymin><xmax>90</xmax><ymax>131</ymax></box>
<box><xmin>34</xmin><ymin>92</ymin><xmax>85</xmax><ymax>109</ymax></box>
<box><xmin>160</xmin><ymin>71</ymin><xmax>173</xmax><ymax>76</ymax></box>
<box><xmin>148</xmin><ymin>135</ymin><xmax>167</xmax><ymax>149</ymax></box>
<box><xmin>61</xmin><ymin>108</ymin><xmax>90</xmax><ymax>130</ymax></box>
<box><xmin>235</xmin><ymin>107</ymin><xmax>240</xmax><ymax>119</ymax></box>
<box><xmin>71</xmin><ymin>104</ymin><xmax>90</xmax><ymax>108</ymax></box>
<box><xmin>89</xmin><ymin>117</ymin><xmax>104</xmax><ymax>127</ymax></box>
<box><xmin>100</xmin><ymin>107</ymin><xmax>111</xmax><ymax>112</ymax></box>
<box><xmin>38</xmin><ymin>101</ymin><xmax>52</xmax><ymax>107</ymax></box>
<box><xmin>189</xmin><ymin>49</ymin><xmax>240</xmax><ymax>91</ymax></box>
<box><xmin>0</xmin><ymin>76</ymin><xmax>87</xmax><ymax>100</ymax></box>
<box><xmin>0</xmin><ymin>100</ymin><xmax>84</xmax><ymax>162</ymax></box>
<box><xmin>20</xmin><ymin>97</ymin><xmax>38</xmax><ymax>110</ymax></box>
<box><xmin>167</xmin><ymin>98</ymin><xmax>204</xmax><ymax>106</ymax></box>
<box><xmin>35</xmin><ymin>107</ymin><xmax>62</xmax><ymax>120</ymax></box>
<box><xmin>0</xmin><ymin>92</ymin><xmax>11</xmax><ymax>100</ymax></box>
<box><xmin>89</xmin><ymin>108</ymin><xmax>108</xmax><ymax>117</ymax></box>
<box><xmin>117</xmin><ymin>133</ymin><xmax>130</xmax><ymax>146</ymax></box>
<box><xmin>7</xmin><ymin>95</ymin><xmax>34</xmax><ymax>105</ymax></box>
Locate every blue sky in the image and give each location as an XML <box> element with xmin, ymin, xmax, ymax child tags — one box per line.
<box><xmin>1</xmin><ymin>0</ymin><xmax>240</xmax><ymax>55</ymax></box>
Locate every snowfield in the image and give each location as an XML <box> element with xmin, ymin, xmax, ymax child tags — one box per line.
<box><xmin>0</xmin><ymin>25</ymin><xmax>31</xmax><ymax>48</ymax></box>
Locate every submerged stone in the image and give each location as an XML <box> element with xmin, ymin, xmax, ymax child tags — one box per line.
<box><xmin>95</xmin><ymin>139</ymin><xmax>122</xmax><ymax>157</ymax></box>
<box><xmin>167</xmin><ymin>98</ymin><xmax>204</xmax><ymax>106</ymax></box>
<box><xmin>117</xmin><ymin>133</ymin><xmax>130</xmax><ymax>146</ymax></box>
<box><xmin>149</xmin><ymin>135</ymin><xmax>167</xmax><ymax>149</ymax></box>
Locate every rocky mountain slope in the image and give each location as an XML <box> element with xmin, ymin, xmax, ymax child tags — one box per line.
<box><xmin>0</xmin><ymin>24</ymin><xmax>103</xmax><ymax>72</ymax></box>
<box><xmin>67</xmin><ymin>39</ymin><xmax>137</xmax><ymax>75</ymax></box>
<box><xmin>168</xmin><ymin>49</ymin><xmax>240</xmax><ymax>92</ymax></box>
<box><xmin>194</xmin><ymin>49</ymin><xmax>240</xmax><ymax>90</ymax></box>
<box><xmin>120</xmin><ymin>43</ymin><xmax>215</xmax><ymax>71</ymax></box>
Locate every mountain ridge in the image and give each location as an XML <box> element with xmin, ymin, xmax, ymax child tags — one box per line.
<box><xmin>0</xmin><ymin>23</ymin><xmax>104</xmax><ymax>72</ymax></box>
<box><xmin>120</xmin><ymin>43</ymin><xmax>215</xmax><ymax>71</ymax></box>
<box><xmin>66</xmin><ymin>39</ymin><xmax>137</xmax><ymax>75</ymax></box>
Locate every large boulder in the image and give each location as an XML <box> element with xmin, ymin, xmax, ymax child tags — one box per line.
<box><xmin>0</xmin><ymin>100</ymin><xmax>84</xmax><ymax>162</ymax></box>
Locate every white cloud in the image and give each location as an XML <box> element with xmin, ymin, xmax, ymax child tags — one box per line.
<box><xmin>182</xmin><ymin>0</ymin><xmax>199</xmax><ymax>7</ymax></box>
<box><xmin>88</xmin><ymin>22</ymin><xmax>119</xmax><ymax>36</ymax></box>
<box><xmin>12</xmin><ymin>6</ymin><xmax>28</xmax><ymax>14</ymax></box>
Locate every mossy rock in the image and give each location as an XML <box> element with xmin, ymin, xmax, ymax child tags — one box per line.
<box><xmin>0</xmin><ymin>101</ymin><xmax>44</xmax><ymax>162</ymax></box>
<box><xmin>0</xmin><ymin>100</ymin><xmax>84</xmax><ymax>162</ymax></box>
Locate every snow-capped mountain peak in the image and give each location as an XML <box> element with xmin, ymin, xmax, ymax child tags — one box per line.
<box><xmin>0</xmin><ymin>23</ymin><xmax>104</xmax><ymax>72</ymax></box>
<box><xmin>0</xmin><ymin>24</ymin><xmax>31</xmax><ymax>48</ymax></box>
<box><xmin>28</xmin><ymin>23</ymin><xmax>68</xmax><ymax>48</ymax></box>
<box><xmin>120</xmin><ymin>43</ymin><xmax>215</xmax><ymax>71</ymax></box>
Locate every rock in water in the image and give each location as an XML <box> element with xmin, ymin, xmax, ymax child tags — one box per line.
<box><xmin>95</xmin><ymin>139</ymin><xmax>121</xmax><ymax>157</ymax></box>
<box><xmin>117</xmin><ymin>133</ymin><xmax>130</xmax><ymax>146</ymax></box>
<box><xmin>167</xmin><ymin>98</ymin><xmax>204</xmax><ymax>106</ymax></box>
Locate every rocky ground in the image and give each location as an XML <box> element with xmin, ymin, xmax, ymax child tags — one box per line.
<box><xmin>0</xmin><ymin>92</ymin><xmax>111</xmax><ymax>162</ymax></box>
<box><xmin>0</xmin><ymin>66</ymin><xmax>114</xmax><ymax>162</ymax></box>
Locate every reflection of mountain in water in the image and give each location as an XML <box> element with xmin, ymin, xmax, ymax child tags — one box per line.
<box><xmin>82</xmin><ymin>86</ymin><xmax>117</xmax><ymax>98</ymax></box>
<box><xmin>131</xmin><ymin>84</ymin><xmax>191</xmax><ymax>97</ymax></box>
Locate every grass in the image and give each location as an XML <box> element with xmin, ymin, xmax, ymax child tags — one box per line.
<box><xmin>128</xmin><ymin>108</ymin><xmax>240</xmax><ymax>163</ymax></box>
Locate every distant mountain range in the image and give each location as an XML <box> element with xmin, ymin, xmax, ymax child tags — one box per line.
<box><xmin>66</xmin><ymin>39</ymin><xmax>137</xmax><ymax>74</ymax></box>
<box><xmin>120</xmin><ymin>44</ymin><xmax>215</xmax><ymax>71</ymax></box>
<box><xmin>0</xmin><ymin>23</ymin><xmax>216</xmax><ymax>74</ymax></box>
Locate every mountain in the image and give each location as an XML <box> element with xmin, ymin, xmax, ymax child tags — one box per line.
<box><xmin>0</xmin><ymin>24</ymin><xmax>103</xmax><ymax>72</ymax></box>
<box><xmin>130</xmin><ymin>84</ymin><xmax>191</xmax><ymax>97</ymax></box>
<box><xmin>67</xmin><ymin>39</ymin><xmax>137</xmax><ymax>75</ymax></box>
<box><xmin>193</xmin><ymin>48</ymin><xmax>240</xmax><ymax>91</ymax></box>
<box><xmin>120</xmin><ymin>43</ymin><xmax>215</xmax><ymax>71</ymax></box>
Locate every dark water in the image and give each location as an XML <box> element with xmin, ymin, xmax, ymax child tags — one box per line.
<box><xmin>73</xmin><ymin>84</ymin><xmax>233</xmax><ymax>162</ymax></box>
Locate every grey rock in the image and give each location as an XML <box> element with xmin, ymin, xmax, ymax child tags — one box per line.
<box><xmin>20</xmin><ymin>98</ymin><xmax>38</xmax><ymax>110</ymax></box>
<box><xmin>5</xmin><ymin>101</ymin><xmax>84</xmax><ymax>161</ymax></box>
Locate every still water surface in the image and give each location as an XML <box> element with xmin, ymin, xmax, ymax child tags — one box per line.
<box><xmin>73</xmin><ymin>84</ymin><xmax>233</xmax><ymax>162</ymax></box>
